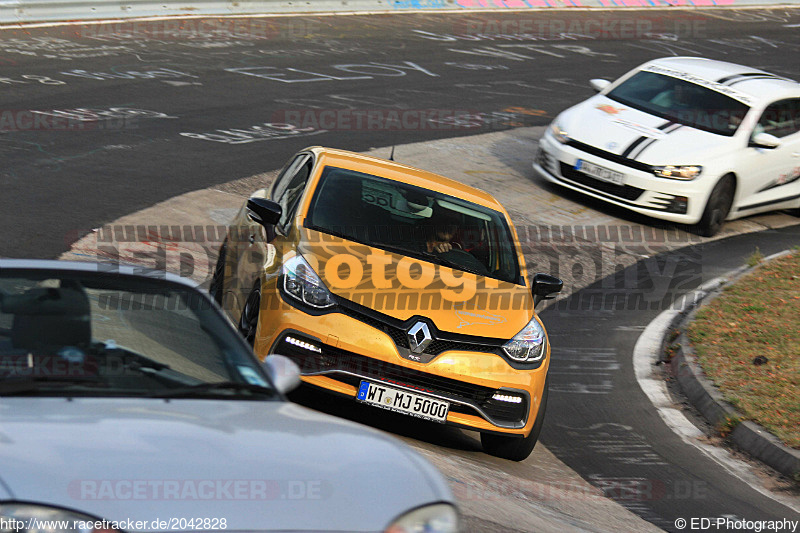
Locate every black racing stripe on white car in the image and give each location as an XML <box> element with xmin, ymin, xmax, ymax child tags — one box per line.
<box><xmin>716</xmin><ymin>72</ymin><xmax>778</xmax><ymax>85</ymax></box>
<box><xmin>716</xmin><ymin>73</ymin><xmax>758</xmax><ymax>84</ymax></box>
<box><xmin>629</xmin><ymin>123</ymin><xmax>683</xmax><ymax>160</ymax></box>
<box><xmin>630</xmin><ymin>138</ymin><xmax>657</xmax><ymax>160</ymax></box>
<box><xmin>727</xmin><ymin>75</ymin><xmax>784</xmax><ymax>87</ymax></box>
<box><xmin>565</xmin><ymin>139</ymin><xmax>652</xmax><ymax>172</ymax></box>
<box><xmin>737</xmin><ymin>192</ymin><xmax>800</xmax><ymax>212</ymax></box>
<box><xmin>621</xmin><ymin>136</ymin><xmax>649</xmax><ymax>158</ymax></box>
<box><xmin>620</xmin><ymin>121</ymin><xmax>675</xmax><ymax>158</ymax></box>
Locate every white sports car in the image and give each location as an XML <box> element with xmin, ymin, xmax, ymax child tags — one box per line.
<box><xmin>534</xmin><ymin>56</ymin><xmax>800</xmax><ymax>236</ymax></box>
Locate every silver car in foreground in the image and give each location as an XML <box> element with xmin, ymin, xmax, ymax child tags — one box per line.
<box><xmin>0</xmin><ymin>260</ymin><xmax>458</xmax><ymax>533</ymax></box>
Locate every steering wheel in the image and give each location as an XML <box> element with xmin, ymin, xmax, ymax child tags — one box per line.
<box><xmin>438</xmin><ymin>249</ymin><xmax>490</xmax><ymax>276</ymax></box>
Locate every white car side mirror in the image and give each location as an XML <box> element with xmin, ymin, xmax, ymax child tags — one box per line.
<box><xmin>263</xmin><ymin>354</ymin><xmax>302</xmax><ymax>394</ymax></box>
<box><xmin>590</xmin><ymin>79</ymin><xmax>611</xmax><ymax>93</ymax></box>
<box><xmin>750</xmin><ymin>132</ymin><xmax>781</xmax><ymax>149</ymax></box>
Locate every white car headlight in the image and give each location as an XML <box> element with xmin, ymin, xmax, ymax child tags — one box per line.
<box><xmin>0</xmin><ymin>503</ymin><xmax>121</xmax><ymax>533</ymax></box>
<box><xmin>282</xmin><ymin>255</ymin><xmax>335</xmax><ymax>309</ymax></box>
<box><xmin>548</xmin><ymin>121</ymin><xmax>569</xmax><ymax>144</ymax></box>
<box><xmin>652</xmin><ymin>165</ymin><xmax>702</xmax><ymax>180</ymax></box>
<box><xmin>503</xmin><ymin>317</ymin><xmax>547</xmax><ymax>364</ymax></box>
<box><xmin>385</xmin><ymin>503</ymin><xmax>459</xmax><ymax>533</ymax></box>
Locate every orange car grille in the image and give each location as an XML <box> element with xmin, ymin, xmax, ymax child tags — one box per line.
<box><xmin>337</xmin><ymin>301</ymin><xmax>506</xmax><ymax>357</ymax></box>
<box><xmin>276</xmin><ymin>334</ymin><xmax>529</xmax><ymax>428</ymax></box>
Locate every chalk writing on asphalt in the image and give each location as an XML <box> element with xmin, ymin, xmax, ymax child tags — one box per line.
<box><xmin>225</xmin><ymin>62</ymin><xmax>438</xmax><ymax>83</ymax></box>
<box><xmin>179</xmin><ymin>123</ymin><xmax>325</xmax><ymax>144</ymax></box>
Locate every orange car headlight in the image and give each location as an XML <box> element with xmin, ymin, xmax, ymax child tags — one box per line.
<box><xmin>503</xmin><ymin>317</ymin><xmax>547</xmax><ymax>364</ymax></box>
<box><xmin>282</xmin><ymin>255</ymin><xmax>335</xmax><ymax>309</ymax></box>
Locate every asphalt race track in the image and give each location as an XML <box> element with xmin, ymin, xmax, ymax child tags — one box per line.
<box><xmin>3</xmin><ymin>6</ymin><xmax>800</xmax><ymax>532</ymax></box>
<box><xmin>540</xmin><ymin>226</ymin><xmax>800</xmax><ymax>532</ymax></box>
<box><xmin>3</xmin><ymin>8</ymin><xmax>800</xmax><ymax>258</ymax></box>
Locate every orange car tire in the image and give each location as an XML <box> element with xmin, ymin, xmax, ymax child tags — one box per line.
<box><xmin>481</xmin><ymin>377</ymin><xmax>548</xmax><ymax>461</ymax></box>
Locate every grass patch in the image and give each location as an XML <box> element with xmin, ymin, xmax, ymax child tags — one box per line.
<box><xmin>717</xmin><ymin>415</ymin><xmax>742</xmax><ymax>438</ymax></box>
<box><xmin>746</xmin><ymin>247</ymin><xmax>764</xmax><ymax>267</ymax></box>
<box><xmin>688</xmin><ymin>250</ymin><xmax>800</xmax><ymax>449</ymax></box>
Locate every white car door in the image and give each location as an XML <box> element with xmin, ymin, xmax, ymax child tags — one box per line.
<box><xmin>735</xmin><ymin>98</ymin><xmax>800</xmax><ymax>215</ymax></box>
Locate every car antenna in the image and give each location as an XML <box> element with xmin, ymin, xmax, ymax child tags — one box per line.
<box><xmin>389</xmin><ymin>145</ymin><xmax>396</xmax><ymax>161</ymax></box>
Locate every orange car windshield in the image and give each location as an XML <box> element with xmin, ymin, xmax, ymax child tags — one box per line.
<box><xmin>305</xmin><ymin>166</ymin><xmax>522</xmax><ymax>285</ymax></box>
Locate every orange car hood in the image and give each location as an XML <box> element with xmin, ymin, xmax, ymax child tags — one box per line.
<box><xmin>298</xmin><ymin>229</ymin><xmax>533</xmax><ymax>338</ymax></box>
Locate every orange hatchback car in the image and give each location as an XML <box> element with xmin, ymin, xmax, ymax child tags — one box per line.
<box><xmin>211</xmin><ymin>147</ymin><xmax>562</xmax><ymax>460</ymax></box>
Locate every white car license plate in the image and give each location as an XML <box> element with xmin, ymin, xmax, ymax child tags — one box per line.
<box><xmin>575</xmin><ymin>159</ymin><xmax>626</xmax><ymax>185</ymax></box>
<box><xmin>356</xmin><ymin>381</ymin><xmax>449</xmax><ymax>423</ymax></box>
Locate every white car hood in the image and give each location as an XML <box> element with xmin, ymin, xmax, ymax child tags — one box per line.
<box><xmin>560</xmin><ymin>95</ymin><xmax>734</xmax><ymax>164</ymax></box>
<box><xmin>0</xmin><ymin>398</ymin><xmax>451</xmax><ymax>532</ymax></box>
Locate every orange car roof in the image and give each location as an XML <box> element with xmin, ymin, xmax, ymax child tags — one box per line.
<box><xmin>308</xmin><ymin>146</ymin><xmax>505</xmax><ymax>212</ymax></box>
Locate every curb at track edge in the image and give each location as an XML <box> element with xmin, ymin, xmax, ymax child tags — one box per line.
<box><xmin>633</xmin><ymin>248</ymin><xmax>800</xmax><ymax>512</ymax></box>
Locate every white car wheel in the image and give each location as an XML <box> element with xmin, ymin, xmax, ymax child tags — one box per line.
<box><xmin>697</xmin><ymin>176</ymin><xmax>735</xmax><ymax>237</ymax></box>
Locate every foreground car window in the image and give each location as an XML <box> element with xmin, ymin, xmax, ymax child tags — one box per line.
<box><xmin>306</xmin><ymin>166</ymin><xmax>521</xmax><ymax>284</ymax></box>
<box><xmin>607</xmin><ymin>71</ymin><xmax>750</xmax><ymax>136</ymax></box>
<box><xmin>0</xmin><ymin>271</ymin><xmax>274</xmax><ymax>398</ymax></box>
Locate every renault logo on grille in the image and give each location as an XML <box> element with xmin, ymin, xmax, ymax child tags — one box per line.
<box><xmin>407</xmin><ymin>322</ymin><xmax>432</xmax><ymax>354</ymax></box>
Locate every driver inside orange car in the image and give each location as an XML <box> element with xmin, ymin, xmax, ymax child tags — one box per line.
<box><xmin>425</xmin><ymin>209</ymin><xmax>462</xmax><ymax>254</ymax></box>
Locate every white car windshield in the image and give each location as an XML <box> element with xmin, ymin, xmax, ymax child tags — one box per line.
<box><xmin>305</xmin><ymin>166</ymin><xmax>522</xmax><ymax>285</ymax></box>
<box><xmin>607</xmin><ymin>71</ymin><xmax>751</xmax><ymax>137</ymax></box>
<box><xmin>0</xmin><ymin>270</ymin><xmax>275</xmax><ymax>398</ymax></box>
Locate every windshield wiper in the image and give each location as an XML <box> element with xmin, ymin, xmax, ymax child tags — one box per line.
<box><xmin>0</xmin><ymin>376</ymin><xmax>106</xmax><ymax>396</ymax></box>
<box><xmin>144</xmin><ymin>381</ymin><xmax>276</xmax><ymax>399</ymax></box>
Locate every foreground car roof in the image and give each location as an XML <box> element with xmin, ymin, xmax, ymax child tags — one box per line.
<box><xmin>0</xmin><ymin>258</ymin><xmax>197</xmax><ymax>287</ymax></box>
<box><xmin>0</xmin><ymin>398</ymin><xmax>452</xmax><ymax>532</ymax></box>
<box><xmin>644</xmin><ymin>57</ymin><xmax>800</xmax><ymax>102</ymax></box>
